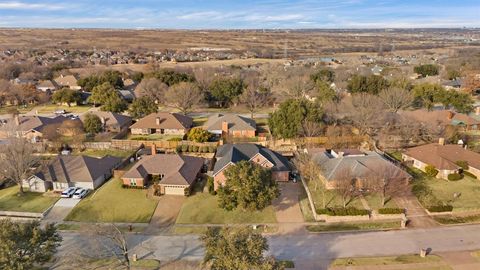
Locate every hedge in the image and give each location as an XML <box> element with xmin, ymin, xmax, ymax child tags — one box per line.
<box><xmin>121</xmin><ymin>184</ymin><xmax>147</xmax><ymax>189</ymax></box>
<box><xmin>464</xmin><ymin>171</ymin><xmax>477</xmax><ymax>179</ymax></box>
<box><xmin>316</xmin><ymin>207</ymin><xmax>370</xmax><ymax>216</ymax></box>
<box><xmin>447</xmin><ymin>173</ymin><xmax>463</xmax><ymax>181</ymax></box>
<box><xmin>425</xmin><ymin>165</ymin><xmax>439</xmax><ymax>177</ymax></box>
<box><xmin>427</xmin><ymin>205</ymin><xmax>453</xmax><ymax>212</ymax></box>
<box><xmin>378</xmin><ymin>208</ymin><xmax>405</xmax><ymax>215</ymax></box>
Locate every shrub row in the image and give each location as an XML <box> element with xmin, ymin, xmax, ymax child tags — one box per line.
<box><xmin>378</xmin><ymin>208</ymin><xmax>405</xmax><ymax>215</ymax></box>
<box><xmin>121</xmin><ymin>184</ymin><xmax>147</xmax><ymax>189</ymax></box>
<box><xmin>463</xmin><ymin>171</ymin><xmax>477</xmax><ymax>179</ymax></box>
<box><xmin>316</xmin><ymin>207</ymin><xmax>370</xmax><ymax>216</ymax></box>
<box><xmin>427</xmin><ymin>205</ymin><xmax>453</xmax><ymax>212</ymax></box>
<box><xmin>447</xmin><ymin>173</ymin><xmax>463</xmax><ymax>181</ymax></box>
<box><xmin>176</xmin><ymin>144</ymin><xmax>216</xmax><ymax>153</ymax></box>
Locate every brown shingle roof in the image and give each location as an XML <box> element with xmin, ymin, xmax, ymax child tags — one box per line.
<box><xmin>122</xmin><ymin>154</ymin><xmax>203</xmax><ymax>186</ymax></box>
<box><xmin>129</xmin><ymin>112</ymin><xmax>192</xmax><ymax>130</ymax></box>
<box><xmin>404</xmin><ymin>143</ymin><xmax>480</xmax><ymax>170</ymax></box>
<box><xmin>399</xmin><ymin>109</ymin><xmax>480</xmax><ymax>127</ymax></box>
<box><xmin>80</xmin><ymin>111</ymin><xmax>131</xmax><ymax>129</ymax></box>
<box><xmin>13</xmin><ymin>115</ymin><xmax>68</xmax><ymax>133</ymax></box>
<box><xmin>54</xmin><ymin>75</ymin><xmax>79</xmax><ymax>88</ymax></box>
<box><xmin>204</xmin><ymin>114</ymin><xmax>256</xmax><ymax>131</ymax></box>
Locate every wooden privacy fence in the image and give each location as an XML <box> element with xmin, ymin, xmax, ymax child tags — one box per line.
<box><xmin>111</xmin><ymin>139</ymin><xmax>219</xmax><ymax>151</ymax></box>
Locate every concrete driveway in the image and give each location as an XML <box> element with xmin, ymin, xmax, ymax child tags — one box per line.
<box><xmin>43</xmin><ymin>198</ymin><xmax>81</xmax><ymax>223</ymax></box>
<box><xmin>145</xmin><ymin>195</ymin><xmax>186</xmax><ymax>234</ymax></box>
<box><xmin>272</xmin><ymin>182</ymin><xmax>305</xmax><ymax>234</ymax></box>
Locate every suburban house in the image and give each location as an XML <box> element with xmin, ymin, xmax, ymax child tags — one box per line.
<box><xmin>36</xmin><ymin>80</ymin><xmax>58</xmax><ymax>92</ymax></box>
<box><xmin>400</xmin><ymin>109</ymin><xmax>480</xmax><ymax>131</ymax></box>
<box><xmin>203</xmin><ymin>113</ymin><xmax>256</xmax><ymax>138</ymax></box>
<box><xmin>81</xmin><ymin>111</ymin><xmax>132</xmax><ymax>133</ymax></box>
<box><xmin>212</xmin><ymin>143</ymin><xmax>291</xmax><ymax>190</ymax></box>
<box><xmin>0</xmin><ymin>115</ymin><xmax>72</xmax><ymax>142</ymax></box>
<box><xmin>402</xmin><ymin>141</ymin><xmax>480</xmax><ymax>179</ymax></box>
<box><xmin>24</xmin><ymin>155</ymin><xmax>122</xmax><ymax>192</ymax></box>
<box><xmin>309</xmin><ymin>148</ymin><xmax>410</xmax><ymax>189</ymax></box>
<box><xmin>121</xmin><ymin>154</ymin><xmax>204</xmax><ymax>195</ymax></box>
<box><xmin>129</xmin><ymin>112</ymin><xmax>193</xmax><ymax>136</ymax></box>
<box><xmin>53</xmin><ymin>74</ymin><xmax>81</xmax><ymax>90</ymax></box>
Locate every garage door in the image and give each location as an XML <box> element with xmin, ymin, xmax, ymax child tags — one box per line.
<box><xmin>164</xmin><ymin>186</ymin><xmax>186</xmax><ymax>195</ymax></box>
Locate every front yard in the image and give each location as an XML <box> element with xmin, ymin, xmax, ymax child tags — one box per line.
<box><xmin>423</xmin><ymin>175</ymin><xmax>480</xmax><ymax>212</ymax></box>
<box><xmin>65</xmin><ymin>178</ymin><xmax>158</xmax><ymax>223</ymax></box>
<box><xmin>307</xmin><ymin>181</ymin><xmax>398</xmax><ymax>211</ymax></box>
<box><xmin>176</xmin><ymin>190</ymin><xmax>277</xmax><ymax>224</ymax></box>
<box><xmin>0</xmin><ymin>186</ymin><xmax>59</xmax><ymax>213</ymax></box>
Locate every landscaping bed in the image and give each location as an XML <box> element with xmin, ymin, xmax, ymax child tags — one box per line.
<box><xmin>65</xmin><ymin>178</ymin><xmax>158</xmax><ymax>223</ymax></box>
<box><xmin>330</xmin><ymin>254</ymin><xmax>444</xmax><ymax>267</ymax></box>
<box><xmin>306</xmin><ymin>221</ymin><xmax>400</xmax><ymax>232</ymax></box>
<box><xmin>0</xmin><ymin>186</ymin><xmax>59</xmax><ymax>213</ymax></box>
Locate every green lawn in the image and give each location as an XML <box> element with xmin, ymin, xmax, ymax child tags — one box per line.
<box><xmin>0</xmin><ymin>105</ymin><xmax>34</xmax><ymax>114</ymax></box>
<box><xmin>78</xmin><ymin>149</ymin><xmax>134</xmax><ymax>158</ymax></box>
<box><xmin>307</xmin><ymin>181</ymin><xmax>365</xmax><ymax>209</ymax></box>
<box><xmin>65</xmin><ymin>178</ymin><xmax>158</xmax><ymax>223</ymax></box>
<box><xmin>176</xmin><ymin>192</ymin><xmax>277</xmax><ymax>224</ymax></box>
<box><xmin>423</xmin><ymin>176</ymin><xmax>480</xmax><ymax>212</ymax></box>
<box><xmin>0</xmin><ymin>186</ymin><xmax>59</xmax><ymax>213</ymax></box>
<box><xmin>306</xmin><ymin>221</ymin><xmax>400</xmax><ymax>232</ymax></box>
<box><xmin>364</xmin><ymin>194</ymin><xmax>398</xmax><ymax>210</ymax></box>
<box><xmin>128</xmin><ymin>134</ymin><xmax>183</xmax><ymax>141</ymax></box>
<box><xmin>433</xmin><ymin>214</ymin><xmax>480</xmax><ymax>224</ymax></box>
<box><xmin>331</xmin><ymin>254</ymin><xmax>444</xmax><ymax>267</ymax></box>
<box><xmin>32</xmin><ymin>104</ymin><xmax>92</xmax><ymax>114</ymax></box>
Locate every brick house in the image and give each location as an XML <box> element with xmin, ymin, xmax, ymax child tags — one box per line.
<box><xmin>212</xmin><ymin>143</ymin><xmax>291</xmax><ymax>190</ymax></box>
<box><xmin>402</xmin><ymin>140</ymin><xmax>480</xmax><ymax>179</ymax></box>
<box><xmin>203</xmin><ymin>114</ymin><xmax>256</xmax><ymax>138</ymax></box>
<box><xmin>121</xmin><ymin>154</ymin><xmax>204</xmax><ymax>195</ymax></box>
<box><xmin>129</xmin><ymin>112</ymin><xmax>193</xmax><ymax>136</ymax></box>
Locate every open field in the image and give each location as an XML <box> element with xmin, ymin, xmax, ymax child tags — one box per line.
<box><xmin>65</xmin><ymin>178</ymin><xmax>158</xmax><ymax>223</ymax></box>
<box><xmin>0</xmin><ymin>186</ymin><xmax>59</xmax><ymax>213</ymax></box>
<box><xmin>1</xmin><ymin>28</ymin><xmax>477</xmax><ymax>58</ymax></box>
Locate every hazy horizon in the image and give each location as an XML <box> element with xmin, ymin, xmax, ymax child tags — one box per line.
<box><xmin>0</xmin><ymin>0</ymin><xmax>479</xmax><ymax>29</ymax></box>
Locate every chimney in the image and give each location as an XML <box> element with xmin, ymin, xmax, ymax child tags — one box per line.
<box><xmin>151</xmin><ymin>143</ymin><xmax>156</xmax><ymax>155</ymax></box>
<box><xmin>438</xmin><ymin>138</ymin><xmax>445</xmax><ymax>145</ymax></box>
<box><xmin>476</xmin><ymin>107</ymin><xmax>480</xmax><ymax>116</ymax></box>
<box><xmin>156</xmin><ymin>117</ymin><xmax>161</xmax><ymax>125</ymax></box>
<box><xmin>338</xmin><ymin>151</ymin><xmax>345</xmax><ymax>157</ymax></box>
<box><xmin>221</xmin><ymin>121</ymin><xmax>229</xmax><ymax>134</ymax></box>
<box><xmin>447</xmin><ymin>111</ymin><xmax>454</xmax><ymax>120</ymax></box>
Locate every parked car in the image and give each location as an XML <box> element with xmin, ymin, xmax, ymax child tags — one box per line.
<box><xmin>72</xmin><ymin>188</ymin><xmax>89</xmax><ymax>199</ymax></box>
<box><xmin>54</xmin><ymin>109</ymin><xmax>66</xmax><ymax>115</ymax></box>
<box><xmin>60</xmin><ymin>187</ymin><xmax>78</xmax><ymax>198</ymax></box>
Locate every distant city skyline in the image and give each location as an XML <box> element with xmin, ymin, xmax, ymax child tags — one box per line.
<box><xmin>0</xmin><ymin>0</ymin><xmax>479</xmax><ymax>29</ymax></box>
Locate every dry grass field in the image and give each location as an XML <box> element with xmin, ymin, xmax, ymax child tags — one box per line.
<box><xmin>1</xmin><ymin>28</ymin><xmax>478</xmax><ymax>58</ymax></box>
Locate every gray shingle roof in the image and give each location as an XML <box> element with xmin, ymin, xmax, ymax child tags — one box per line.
<box><xmin>213</xmin><ymin>143</ymin><xmax>290</xmax><ymax>175</ymax></box>
<box><xmin>36</xmin><ymin>155</ymin><xmax>122</xmax><ymax>184</ymax></box>
<box><xmin>204</xmin><ymin>114</ymin><xmax>256</xmax><ymax>131</ymax></box>
<box><xmin>311</xmin><ymin>149</ymin><xmax>408</xmax><ymax>181</ymax></box>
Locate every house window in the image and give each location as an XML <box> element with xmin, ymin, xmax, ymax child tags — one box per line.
<box><xmin>130</xmin><ymin>179</ymin><xmax>137</xmax><ymax>186</ymax></box>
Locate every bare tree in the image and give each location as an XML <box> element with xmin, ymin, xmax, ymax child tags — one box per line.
<box><xmin>367</xmin><ymin>163</ymin><xmax>409</xmax><ymax>207</ymax></box>
<box><xmin>293</xmin><ymin>152</ymin><xmax>328</xmax><ymax>208</ymax></box>
<box><xmin>240</xmin><ymin>80</ymin><xmax>273</xmax><ymax>118</ymax></box>
<box><xmin>165</xmin><ymin>82</ymin><xmax>202</xmax><ymax>115</ymax></box>
<box><xmin>193</xmin><ymin>67</ymin><xmax>216</xmax><ymax>93</ymax></box>
<box><xmin>0</xmin><ymin>135</ymin><xmax>39</xmax><ymax>195</ymax></box>
<box><xmin>284</xmin><ymin>74</ymin><xmax>314</xmax><ymax>100</ymax></box>
<box><xmin>134</xmin><ymin>78</ymin><xmax>168</xmax><ymax>104</ymax></box>
<box><xmin>349</xmin><ymin>93</ymin><xmax>386</xmax><ymax>135</ymax></box>
<box><xmin>379</xmin><ymin>87</ymin><xmax>413</xmax><ymax>113</ymax></box>
<box><xmin>88</xmin><ymin>224</ymin><xmax>131</xmax><ymax>269</ymax></box>
<box><xmin>333</xmin><ymin>169</ymin><xmax>358</xmax><ymax>208</ymax></box>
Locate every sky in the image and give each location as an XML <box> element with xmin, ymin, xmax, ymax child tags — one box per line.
<box><xmin>0</xmin><ymin>0</ymin><xmax>479</xmax><ymax>29</ymax></box>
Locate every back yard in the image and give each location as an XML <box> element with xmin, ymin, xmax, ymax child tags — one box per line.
<box><xmin>65</xmin><ymin>178</ymin><xmax>158</xmax><ymax>223</ymax></box>
<box><xmin>78</xmin><ymin>148</ymin><xmax>134</xmax><ymax>158</ymax></box>
<box><xmin>0</xmin><ymin>186</ymin><xmax>59</xmax><ymax>213</ymax></box>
